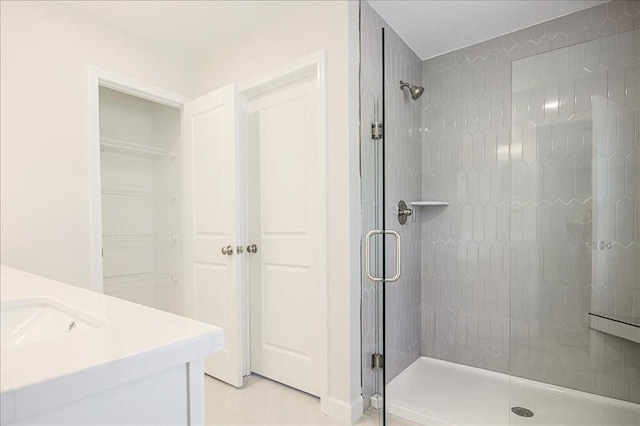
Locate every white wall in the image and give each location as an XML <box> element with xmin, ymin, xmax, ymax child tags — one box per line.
<box><xmin>194</xmin><ymin>2</ymin><xmax>362</xmax><ymax>420</ymax></box>
<box><xmin>0</xmin><ymin>1</ymin><xmax>194</xmax><ymax>288</ymax></box>
<box><xmin>1</xmin><ymin>1</ymin><xmax>362</xmax><ymax>422</ymax></box>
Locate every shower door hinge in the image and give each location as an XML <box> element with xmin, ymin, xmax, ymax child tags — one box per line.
<box><xmin>372</xmin><ymin>353</ymin><xmax>384</xmax><ymax>370</ymax></box>
<box><xmin>371</xmin><ymin>122</ymin><xmax>383</xmax><ymax>140</ymax></box>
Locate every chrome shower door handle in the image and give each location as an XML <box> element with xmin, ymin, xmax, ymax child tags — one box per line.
<box><xmin>386</xmin><ymin>230</ymin><xmax>401</xmax><ymax>282</ymax></box>
<box><xmin>365</xmin><ymin>230</ymin><xmax>382</xmax><ymax>282</ymax></box>
<box><xmin>365</xmin><ymin>229</ymin><xmax>402</xmax><ymax>283</ymax></box>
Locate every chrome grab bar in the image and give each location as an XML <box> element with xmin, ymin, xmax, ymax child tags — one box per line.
<box><xmin>365</xmin><ymin>229</ymin><xmax>401</xmax><ymax>282</ymax></box>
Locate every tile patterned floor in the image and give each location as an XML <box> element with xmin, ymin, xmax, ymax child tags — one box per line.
<box><xmin>205</xmin><ymin>374</ymin><xmax>418</xmax><ymax>426</ymax></box>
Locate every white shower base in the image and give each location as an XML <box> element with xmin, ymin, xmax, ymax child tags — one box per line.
<box><xmin>387</xmin><ymin>357</ymin><xmax>640</xmax><ymax>426</ymax></box>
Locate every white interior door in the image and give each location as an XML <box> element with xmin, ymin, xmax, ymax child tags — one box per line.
<box><xmin>182</xmin><ymin>83</ymin><xmax>243</xmax><ymax>387</ymax></box>
<box><xmin>248</xmin><ymin>77</ymin><xmax>322</xmax><ymax>396</ymax></box>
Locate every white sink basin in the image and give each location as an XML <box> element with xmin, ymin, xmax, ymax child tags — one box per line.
<box><xmin>1</xmin><ymin>297</ymin><xmax>106</xmax><ymax>347</ymax></box>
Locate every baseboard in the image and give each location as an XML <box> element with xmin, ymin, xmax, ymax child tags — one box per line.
<box><xmin>322</xmin><ymin>395</ymin><xmax>364</xmax><ymax>424</ymax></box>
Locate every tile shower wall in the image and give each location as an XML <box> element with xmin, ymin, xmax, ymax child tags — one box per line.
<box><xmin>360</xmin><ymin>1</ymin><xmax>422</xmax><ymax>408</ymax></box>
<box><xmin>383</xmin><ymin>18</ymin><xmax>423</xmax><ymax>385</ymax></box>
<box><xmin>421</xmin><ymin>0</ymin><xmax>640</xmax><ymax>403</ymax></box>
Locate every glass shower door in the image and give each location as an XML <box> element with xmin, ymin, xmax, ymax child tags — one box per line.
<box><xmin>364</xmin><ymin>27</ymin><xmax>394</xmax><ymax>425</ymax></box>
<box><xmin>360</xmin><ymin>18</ymin><xmax>387</xmax><ymax>423</ymax></box>
<box><xmin>364</xmin><ymin>24</ymin><xmax>425</xmax><ymax>425</ymax></box>
<box><xmin>362</xmin><ymin>11</ymin><xmax>427</xmax><ymax>423</ymax></box>
<box><xmin>363</xmin><ymin>26</ymin><xmax>408</xmax><ymax>425</ymax></box>
<box><xmin>509</xmin><ymin>29</ymin><xmax>640</xmax><ymax>424</ymax></box>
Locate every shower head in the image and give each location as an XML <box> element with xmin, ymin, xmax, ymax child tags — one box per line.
<box><xmin>400</xmin><ymin>81</ymin><xmax>424</xmax><ymax>100</ymax></box>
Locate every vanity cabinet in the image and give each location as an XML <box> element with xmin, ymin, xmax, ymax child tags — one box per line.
<box><xmin>0</xmin><ymin>266</ymin><xmax>222</xmax><ymax>426</ymax></box>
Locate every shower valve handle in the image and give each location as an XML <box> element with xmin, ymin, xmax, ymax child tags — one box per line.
<box><xmin>397</xmin><ymin>200</ymin><xmax>415</xmax><ymax>225</ymax></box>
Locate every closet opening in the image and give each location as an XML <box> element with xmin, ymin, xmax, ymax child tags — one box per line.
<box><xmin>89</xmin><ymin>67</ymin><xmax>189</xmax><ymax>315</ymax></box>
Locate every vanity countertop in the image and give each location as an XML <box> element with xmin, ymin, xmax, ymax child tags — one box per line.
<box><xmin>0</xmin><ymin>265</ymin><xmax>223</xmax><ymax>423</ymax></box>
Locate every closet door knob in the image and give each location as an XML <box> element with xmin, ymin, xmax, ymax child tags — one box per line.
<box><xmin>247</xmin><ymin>244</ymin><xmax>258</xmax><ymax>253</ymax></box>
<box><xmin>221</xmin><ymin>245</ymin><xmax>234</xmax><ymax>255</ymax></box>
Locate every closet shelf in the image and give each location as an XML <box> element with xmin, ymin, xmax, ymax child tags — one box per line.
<box><xmin>103</xmin><ymin>233</ymin><xmax>177</xmax><ymax>242</ymax></box>
<box><xmin>104</xmin><ymin>272</ymin><xmax>178</xmax><ymax>286</ymax></box>
<box><xmin>100</xmin><ymin>138</ymin><xmax>175</xmax><ymax>158</ymax></box>
<box><xmin>411</xmin><ymin>201</ymin><xmax>449</xmax><ymax>207</ymax></box>
<box><xmin>102</xmin><ymin>186</ymin><xmax>176</xmax><ymax>200</ymax></box>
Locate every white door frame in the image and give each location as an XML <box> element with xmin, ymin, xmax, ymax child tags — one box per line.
<box><xmin>237</xmin><ymin>50</ymin><xmax>329</xmax><ymax>407</ymax></box>
<box><xmin>87</xmin><ymin>66</ymin><xmax>189</xmax><ymax>293</ymax></box>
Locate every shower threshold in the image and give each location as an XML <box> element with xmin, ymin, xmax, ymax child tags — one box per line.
<box><xmin>386</xmin><ymin>357</ymin><xmax>640</xmax><ymax>426</ymax></box>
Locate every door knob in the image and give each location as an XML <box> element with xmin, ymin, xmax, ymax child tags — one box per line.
<box><xmin>236</xmin><ymin>246</ymin><xmax>244</xmax><ymax>254</ymax></box>
<box><xmin>221</xmin><ymin>245</ymin><xmax>234</xmax><ymax>255</ymax></box>
<box><xmin>247</xmin><ymin>244</ymin><xmax>258</xmax><ymax>253</ymax></box>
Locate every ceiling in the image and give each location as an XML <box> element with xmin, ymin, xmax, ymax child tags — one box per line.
<box><xmin>368</xmin><ymin>0</ymin><xmax>608</xmax><ymax>60</ymax></box>
<box><xmin>65</xmin><ymin>1</ymin><xmax>608</xmax><ymax>63</ymax></box>
<box><xmin>64</xmin><ymin>1</ymin><xmax>309</xmax><ymax>62</ymax></box>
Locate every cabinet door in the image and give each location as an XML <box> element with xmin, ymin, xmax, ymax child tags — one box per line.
<box><xmin>182</xmin><ymin>83</ymin><xmax>242</xmax><ymax>387</ymax></box>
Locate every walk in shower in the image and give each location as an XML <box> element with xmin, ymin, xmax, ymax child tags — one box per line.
<box><xmin>361</xmin><ymin>1</ymin><xmax>640</xmax><ymax>424</ymax></box>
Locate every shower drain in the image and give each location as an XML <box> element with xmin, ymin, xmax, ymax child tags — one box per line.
<box><xmin>511</xmin><ymin>407</ymin><xmax>534</xmax><ymax>418</ymax></box>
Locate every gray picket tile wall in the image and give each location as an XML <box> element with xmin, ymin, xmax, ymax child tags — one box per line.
<box><xmin>382</xmin><ymin>18</ymin><xmax>423</xmax><ymax>387</ymax></box>
<box><xmin>421</xmin><ymin>1</ymin><xmax>640</xmax><ymax>403</ymax></box>
<box><xmin>360</xmin><ymin>1</ymin><xmax>423</xmax><ymax>408</ymax></box>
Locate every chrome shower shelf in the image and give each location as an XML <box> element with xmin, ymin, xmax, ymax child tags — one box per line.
<box><xmin>102</xmin><ymin>186</ymin><xmax>176</xmax><ymax>200</ymax></box>
<box><xmin>103</xmin><ymin>233</ymin><xmax>177</xmax><ymax>242</ymax></box>
<box><xmin>411</xmin><ymin>201</ymin><xmax>449</xmax><ymax>207</ymax></box>
<box><xmin>100</xmin><ymin>138</ymin><xmax>175</xmax><ymax>158</ymax></box>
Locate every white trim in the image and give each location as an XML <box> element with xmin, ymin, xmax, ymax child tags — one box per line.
<box><xmin>88</xmin><ymin>66</ymin><xmax>189</xmax><ymax>108</ymax></box>
<box><xmin>87</xmin><ymin>66</ymin><xmax>189</xmax><ymax>293</ymax></box>
<box><xmin>324</xmin><ymin>396</ymin><xmax>365</xmax><ymax>424</ymax></box>
<box><xmin>347</xmin><ymin>1</ymin><xmax>364</xmax><ymax>422</ymax></box>
<box><xmin>238</xmin><ymin>51</ymin><xmax>322</xmax><ymax>98</ymax></box>
<box><xmin>87</xmin><ymin>68</ymin><xmax>103</xmax><ymax>293</ymax></box>
<box><xmin>317</xmin><ymin>50</ymin><xmax>330</xmax><ymax>416</ymax></box>
<box><xmin>237</xmin><ymin>49</ymin><xmax>329</xmax><ymax>408</ymax></box>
